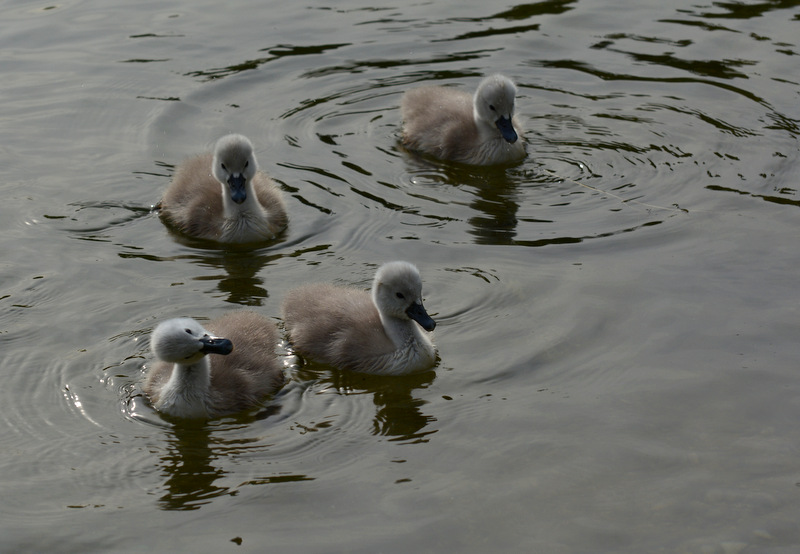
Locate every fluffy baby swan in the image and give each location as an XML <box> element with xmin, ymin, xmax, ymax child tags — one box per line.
<box><xmin>144</xmin><ymin>312</ymin><xmax>285</xmax><ymax>419</ymax></box>
<box><xmin>400</xmin><ymin>74</ymin><xmax>527</xmax><ymax>166</ymax></box>
<box><xmin>282</xmin><ymin>261</ymin><xmax>437</xmax><ymax>375</ymax></box>
<box><xmin>159</xmin><ymin>134</ymin><xmax>288</xmax><ymax>243</ymax></box>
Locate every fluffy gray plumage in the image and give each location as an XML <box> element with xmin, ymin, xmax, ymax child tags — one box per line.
<box><xmin>144</xmin><ymin>312</ymin><xmax>285</xmax><ymax>419</ymax></box>
<box><xmin>401</xmin><ymin>74</ymin><xmax>527</xmax><ymax>165</ymax></box>
<box><xmin>159</xmin><ymin>134</ymin><xmax>287</xmax><ymax>243</ymax></box>
<box><xmin>282</xmin><ymin>262</ymin><xmax>437</xmax><ymax>375</ymax></box>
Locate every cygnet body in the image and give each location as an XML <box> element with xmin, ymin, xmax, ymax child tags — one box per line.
<box><xmin>159</xmin><ymin>134</ymin><xmax>288</xmax><ymax>243</ymax></box>
<box><xmin>282</xmin><ymin>261</ymin><xmax>437</xmax><ymax>375</ymax></box>
<box><xmin>400</xmin><ymin>74</ymin><xmax>527</xmax><ymax>166</ymax></box>
<box><xmin>144</xmin><ymin>312</ymin><xmax>285</xmax><ymax>419</ymax></box>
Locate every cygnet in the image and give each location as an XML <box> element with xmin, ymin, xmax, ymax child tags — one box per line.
<box><xmin>159</xmin><ymin>134</ymin><xmax>288</xmax><ymax>243</ymax></box>
<box><xmin>144</xmin><ymin>312</ymin><xmax>285</xmax><ymax>418</ymax></box>
<box><xmin>400</xmin><ymin>74</ymin><xmax>526</xmax><ymax>165</ymax></box>
<box><xmin>282</xmin><ymin>261</ymin><xmax>437</xmax><ymax>375</ymax></box>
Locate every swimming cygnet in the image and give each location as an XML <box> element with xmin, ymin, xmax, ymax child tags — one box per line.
<box><xmin>144</xmin><ymin>312</ymin><xmax>285</xmax><ymax>419</ymax></box>
<box><xmin>282</xmin><ymin>261</ymin><xmax>437</xmax><ymax>375</ymax></box>
<box><xmin>400</xmin><ymin>74</ymin><xmax>527</xmax><ymax>166</ymax></box>
<box><xmin>159</xmin><ymin>134</ymin><xmax>288</xmax><ymax>243</ymax></box>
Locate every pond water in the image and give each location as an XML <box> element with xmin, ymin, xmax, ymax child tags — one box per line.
<box><xmin>2</xmin><ymin>0</ymin><xmax>799</xmax><ymax>551</ymax></box>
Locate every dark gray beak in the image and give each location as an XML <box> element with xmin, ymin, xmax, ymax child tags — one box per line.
<box><xmin>199</xmin><ymin>335</ymin><xmax>234</xmax><ymax>356</ymax></box>
<box><xmin>228</xmin><ymin>175</ymin><xmax>247</xmax><ymax>204</ymax></box>
<box><xmin>495</xmin><ymin>116</ymin><xmax>518</xmax><ymax>143</ymax></box>
<box><xmin>406</xmin><ymin>302</ymin><xmax>436</xmax><ymax>332</ymax></box>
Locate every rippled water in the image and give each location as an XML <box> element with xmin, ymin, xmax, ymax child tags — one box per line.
<box><xmin>2</xmin><ymin>0</ymin><xmax>799</xmax><ymax>551</ymax></box>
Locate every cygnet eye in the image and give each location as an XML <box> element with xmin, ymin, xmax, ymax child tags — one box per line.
<box><xmin>184</xmin><ymin>328</ymin><xmax>193</xmax><ymax>334</ymax></box>
<box><xmin>396</xmin><ymin>292</ymin><xmax>405</xmax><ymax>300</ymax></box>
<box><xmin>244</xmin><ymin>161</ymin><xmax>249</xmax><ymax>169</ymax></box>
<box><xmin>221</xmin><ymin>163</ymin><xmax>227</xmax><ymax>171</ymax></box>
<box><xmin>489</xmin><ymin>104</ymin><xmax>496</xmax><ymax>112</ymax></box>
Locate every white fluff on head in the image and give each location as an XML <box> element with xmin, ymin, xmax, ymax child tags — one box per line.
<box><xmin>473</xmin><ymin>74</ymin><xmax>519</xmax><ymax>142</ymax></box>
<box><xmin>211</xmin><ymin>134</ymin><xmax>259</xmax><ymax>193</ymax></box>
<box><xmin>150</xmin><ymin>317</ymin><xmax>223</xmax><ymax>365</ymax></box>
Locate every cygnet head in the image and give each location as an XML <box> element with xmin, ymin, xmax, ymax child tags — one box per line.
<box><xmin>211</xmin><ymin>134</ymin><xmax>259</xmax><ymax>205</ymax></box>
<box><xmin>371</xmin><ymin>262</ymin><xmax>436</xmax><ymax>332</ymax></box>
<box><xmin>151</xmin><ymin>317</ymin><xmax>234</xmax><ymax>365</ymax></box>
<box><xmin>473</xmin><ymin>74</ymin><xmax>519</xmax><ymax>144</ymax></box>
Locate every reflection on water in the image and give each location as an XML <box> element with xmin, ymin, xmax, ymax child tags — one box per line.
<box><xmin>402</xmin><ymin>155</ymin><xmax>526</xmax><ymax>245</ymax></box>
<box><xmin>139</xmin><ymin>359</ymin><xmax>438</xmax><ymax>511</ymax></box>
<box><xmin>300</xmin><ymin>367</ymin><xmax>438</xmax><ymax>443</ymax></box>
<box><xmin>372</xmin><ymin>380</ymin><xmax>437</xmax><ymax>442</ymax></box>
<box><xmin>3</xmin><ymin>0</ymin><xmax>800</xmax><ymax>549</ymax></box>
<box><xmin>157</xmin><ymin>425</ymin><xmax>229</xmax><ymax>511</ymax></box>
<box><xmin>118</xmin><ymin>243</ymin><xmax>287</xmax><ymax>305</ymax></box>
<box><xmin>154</xmin><ymin>406</ymin><xmax>310</xmax><ymax>511</ymax></box>
<box><xmin>450</xmin><ymin>165</ymin><xmax>525</xmax><ymax>246</ymax></box>
<box><xmin>175</xmin><ymin>248</ymin><xmax>283</xmax><ymax>307</ymax></box>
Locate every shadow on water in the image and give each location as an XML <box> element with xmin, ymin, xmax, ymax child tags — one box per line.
<box><xmin>120</xmin><ymin>243</ymin><xmax>285</xmax><ymax>306</ymax></box>
<box><xmin>397</xmin><ymin>144</ymin><xmax>529</xmax><ymax>245</ymax></box>
<box><xmin>412</xmin><ymin>163</ymin><xmax>529</xmax><ymax>246</ymax></box>
<box><xmin>298</xmin><ymin>365</ymin><xmax>438</xmax><ymax>443</ymax></box>
<box><xmin>443</xmin><ymin>164</ymin><xmax>525</xmax><ymax>246</ymax></box>
<box><xmin>119</xmin><ymin>225</ymin><xmax>331</xmax><ymax>306</ymax></box>
<box><xmin>156</xmin><ymin>424</ymin><xmax>230</xmax><ymax>511</ymax></box>
<box><xmin>166</xmin><ymin>230</ymin><xmax>294</xmax><ymax>306</ymax></box>
<box><xmin>154</xmin><ymin>404</ymin><xmax>311</xmax><ymax>512</ymax></box>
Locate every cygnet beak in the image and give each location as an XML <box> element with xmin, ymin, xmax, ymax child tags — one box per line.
<box><xmin>199</xmin><ymin>334</ymin><xmax>234</xmax><ymax>355</ymax></box>
<box><xmin>495</xmin><ymin>116</ymin><xmax>518</xmax><ymax>143</ymax></box>
<box><xmin>406</xmin><ymin>302</ymin><xmax>436</xmax><ymax>332</ymax></box>
<box><xmin>228</xmin><ymin>175</ymin><xmax>247</xmax><ymax>204</ymax></box>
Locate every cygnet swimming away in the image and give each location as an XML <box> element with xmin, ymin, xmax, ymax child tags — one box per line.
<box><xmin>159</xmin><ymin>134</ymin><xmax>288</xmax><ymax>243</ymax></box>
<box><xmin>144</xmin><ymin>312</ymin><xmax>285</xmax><ymax>419</ymax></box>
<box><xmin>400</xmin><ymin>74</ymin><xmax>527</xmax><ymax>166</ymax></box>
<box><xmin>281</xmin><ymin>261</ymin><xmax>437</xmax><ymax>375</ymax></box>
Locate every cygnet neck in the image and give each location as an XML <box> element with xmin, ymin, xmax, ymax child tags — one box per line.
<box><xmin>218</xmin><ymin>180</ymin><xmax>276</xmax><ymax>242</ymax></box>
<box><xmin>379</xmin><ymin>312</ymin><xmax>424</xmax><ymax>350</ymax></box>
<box><xmin>474</xmin><ymin>112</ymin><xmax>501</xmax><ymax>141</ymax></box>
<box><xmin>157</xmin><ymin>357</ymin><xmax>213</xmax><ymax>418</ymax></box>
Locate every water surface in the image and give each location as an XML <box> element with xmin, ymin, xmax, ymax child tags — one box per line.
<box><xmin>2</xmin><ymin>0</ymin><xmax>799</xmax><ymax>552</ymax></box>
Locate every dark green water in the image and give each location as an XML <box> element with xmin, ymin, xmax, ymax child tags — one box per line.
<box><xmin>2</xmin><ymin>0</ymin><xmax>799</xmax><ymax>551</ymax></box>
